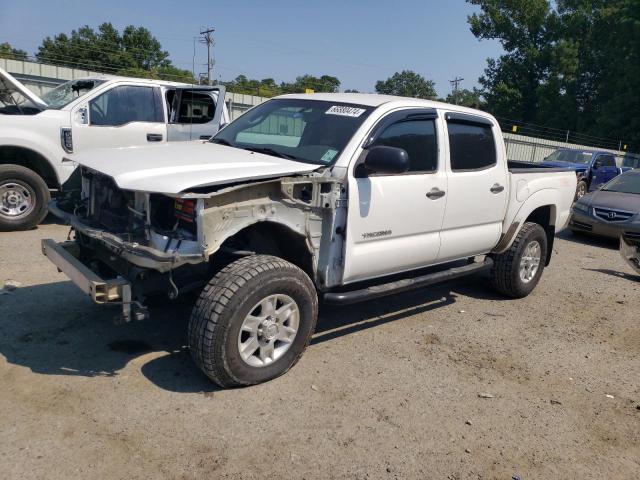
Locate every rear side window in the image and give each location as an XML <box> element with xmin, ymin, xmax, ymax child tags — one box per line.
<box><xmin>448</xmin><ymin>121</ymin><xmax>496</xmax><ymax>171</ymax></box>
<box><xmin>372</xmin><ymin>119</ymin><xmax>438</xmax><ymax>172</ymax></box>
<box><xmin>173</xmin><ymin>91</ymin><xmax>215</xmax><ymax>124</ymax></box>
<box><xmin>90</xmin><ymin>86</ymin><xmax>164</xmax><ymax>126</ymax></box>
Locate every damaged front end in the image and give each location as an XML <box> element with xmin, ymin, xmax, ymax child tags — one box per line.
<box><xmin>620</xmin><ymin>231</ymin><xmax>640</xmax><ymax>274</ymax></box>
<box><xmin>43</xmin><ymin>166</ymin><xmax>346</xmax><ymax>322</ymax></box>
<box><xmin>44</xmin><ymin>167</ymin><xmax>215</xmax><ymax>322</ymax></box>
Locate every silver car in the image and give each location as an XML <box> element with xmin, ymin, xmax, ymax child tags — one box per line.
<box><xmin>569</xmin><ymin>170</ymin><xmax>640</xmax><ymax>239</ymax></box>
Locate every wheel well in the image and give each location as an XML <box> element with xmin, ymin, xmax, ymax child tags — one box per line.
<box><xmin>525</xmin><ymin>205</ymin><xmax>555</xmax><ymax>266</ymax></box>
<box><xmin>216</xmin><ymin>222</ymin><xmax>315</xmax><ymax>279</ymax></box>
<box><xmin>0</xmin><ymin>146</ymin><xmax>58</xmax><ymax>189</ymax></box>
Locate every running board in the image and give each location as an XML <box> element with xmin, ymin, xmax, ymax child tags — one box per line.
<box><xmin>323</xmin><ymin>258</ymin><xmax>493</xmax><ymax>305</ymax></box>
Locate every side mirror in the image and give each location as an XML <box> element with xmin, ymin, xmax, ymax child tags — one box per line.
<box><xmin>360</xmin><ymin>146</ymin><xmax>410</xmax><ymax>176</ymax></box>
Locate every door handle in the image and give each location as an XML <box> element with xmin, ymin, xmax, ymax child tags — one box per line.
<box><xmin>147</xmin><ymin>133</ymin><xmax>163</xmax><ymax>142</ymax></box>
<box><xmin>490</xmin><ymin>184</ymin><xmax>505</xmax><ymax>194</ymax></box>
<box><xmin>426</xmin><ymin>188</ymin><xmax>446</xmax><ymax>200</ymax></box>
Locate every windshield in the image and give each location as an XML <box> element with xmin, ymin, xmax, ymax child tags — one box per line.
<box><xmin>545</xmin><ymin>150</ymin><xmax>593</xmax><ymax>164</ymax></box>
<box><xmin>41</xmin><ymin>79</ymin><xmax>105</xmax><ymax>109</ymax></box>
<box><xmin>211</xmin><ymin>99</ymin><xmax>374</xmax><ymax>165</ymax></box>
<box><xmin>601</xmin><ymin>172</ymin><xmax>640</xmax><ymax>194</ymax></box>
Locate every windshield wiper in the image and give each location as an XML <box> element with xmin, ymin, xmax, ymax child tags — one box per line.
<box><xmin>210</xmin><ymin>138</ymin><xmax>235</xmax><ymax>147</ymax></box>
<box><xmin>242</xmin><ymin>146</ymin><xmax>299</xmax><ymax>160</ymax></box>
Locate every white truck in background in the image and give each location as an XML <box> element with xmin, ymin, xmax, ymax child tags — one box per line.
<box><xmin>42</xmin><ymin>93</ymin><xmax>576</xmax><ymax>387</ymax></box>
<box><xmin>0</xmin><ymin>67</ymin><xmax>228</xmax><ymax>231</ymax></box>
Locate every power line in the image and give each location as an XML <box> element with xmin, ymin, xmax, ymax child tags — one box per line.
<box><xmin>199</xmin><ymin>27</ymin><xmax>215</xmax><ymax>86</ymax></box>
<box><xmin>449</xmin><ymin>76</ymin><xmax>464</xmax><ymax>105</ymax></box>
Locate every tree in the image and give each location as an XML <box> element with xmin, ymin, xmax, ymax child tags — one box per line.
<box><xmin>0</xmin><ymin>42</ymin><xmax>28</xmax><ymax>60</ymax></box>
<box><xmin>224</xmin><ymin>74</ymin><xmax>342</xmax><ymax>97</ymax></box>
<box><xmin>344</xmin><ymin>89</ymin><xmax>360</xmax><ymax>93</ymax></box>
<box><xmin>467</xmin><ymin>0</ymin><xmax>640</xmax><ymax>151</ymax></box>
<box><xmin>445</xmin><ymin>88</ymin><xmax>485</xmax><ymax>109</ymax></box>
<box><xmin>282</xmin><ymin>74</ymin><xmax>341</xmax><ymax>93</ymax></box>
<box><xmin>467</xmin><ymin>0</ymin><xmax>556</xmax><ymax>122</ymax></box>
<box><xmin>375</xmin><ymin>70</ymin><xmax>437</xmax><ymax>99</ymax></box>
<box><xmin>36</xmin><ymin>23</ymin><xmax>178</xmax><ymax>79</ymax></box>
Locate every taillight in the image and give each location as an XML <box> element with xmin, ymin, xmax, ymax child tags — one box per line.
<box><xmin>174</xmin><ymin>198</ymin><xmax>196</xmax><ymax>223</ymax></box>
<box><xmin>60</xmin><ymin>128</ymin><xmax>73</xmax><ymax>153</ymax></box>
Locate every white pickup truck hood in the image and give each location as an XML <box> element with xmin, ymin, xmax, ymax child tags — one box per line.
<box><xmin>70</xmin><ymin>142</ymin><xmax>322</xmax><ymax>194</ymax></box>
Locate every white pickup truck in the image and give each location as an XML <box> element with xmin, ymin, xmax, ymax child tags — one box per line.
<box><xmin>0</xmin><ymin>67</ymin><xmax>228</xmax><ymax>231</ymax></box>
<box><xmin>42</xmin><ymin>93</ymin><xmax>576</xmax><ymax>387</ymax></box>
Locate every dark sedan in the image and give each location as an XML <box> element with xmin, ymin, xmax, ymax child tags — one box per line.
<box><xmin>569</xmin><ymin>170</ymin><xmax>640</xmax><ymax>239</ymax></box>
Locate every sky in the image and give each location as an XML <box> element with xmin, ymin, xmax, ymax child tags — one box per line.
<box><xmin>0</xmin><ymin>0</ymin><xmax>503</xmax><ymax>97</ymax></box>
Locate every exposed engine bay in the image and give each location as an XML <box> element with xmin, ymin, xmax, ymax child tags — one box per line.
<box><xmin>51</xmin><ymin>166</ymin><xmax>346</xmax><ymax>319</ymax></box>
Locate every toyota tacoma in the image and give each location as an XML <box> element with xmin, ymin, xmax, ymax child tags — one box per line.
<box><xmin>42</xmin><ymin>93</ymin><xmax>577</xmax><ymax>387</ymax></box>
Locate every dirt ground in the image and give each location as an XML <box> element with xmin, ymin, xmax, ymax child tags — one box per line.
<box><xmin>0</xmin><ymin>218</ymin><xmax>638</xmax><ymax>480</ymax></box>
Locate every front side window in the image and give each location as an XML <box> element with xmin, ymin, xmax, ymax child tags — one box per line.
<box><xmin>448</xmin><ymin>121</ymin><xmax>496</xmax><ymax>171</ymax></box>
<box><xmin>597</xmin><ymin>155</ymin><xmax>616</xmax><ymax>167</ymax></box>
<box><xmin>211</xmin><ymin>99</ymin><xmax>373</xmax><ymax>165</ymax></box>
<box><xmin>371</xmin><ymin>119</ymin><xmax>438</xmax><ymax>172</ymax></box>
<box><xmin>90</xmin><ymin>86</ymin><xmax>164</xmax><ymax>126</ymax></box>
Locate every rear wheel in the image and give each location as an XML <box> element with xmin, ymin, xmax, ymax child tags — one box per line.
<box><xmin>0</xmin><ymin>164</ymin><xmax>50</xmax><ymax>231</ymax></box>
<box><xmin>491</xmin><ymin>222</ymin><xmax>548</xmax><ymax>298</ymax></box>
<box><xmin>188</xmin><ymin>255</ymin><xmax>318</xmax><ymax>387</ymax></box>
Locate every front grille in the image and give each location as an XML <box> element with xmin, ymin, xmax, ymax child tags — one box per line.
<box><xmin>593</xmin><ymin>207</ymin><xmax>634</xmax><ymax>223</ymax></box>
<box><xmin>570</xmin><ymin>219</ymin><xmax>593</xmax><ymax>231</ymax></box>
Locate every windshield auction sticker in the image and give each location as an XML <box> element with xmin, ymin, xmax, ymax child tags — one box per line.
<box><xmin>325</xmin><ymin>105</ymin><xmax>366</xmax><ymax>117</ymax></box>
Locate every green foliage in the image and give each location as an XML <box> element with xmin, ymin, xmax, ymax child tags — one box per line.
<box><xmin>375</xmin><ymin>70</ymin><xmax>437</xmax><ymax>99</ymax></box>
<box><xmin>35</xmin><ymin>23</ymin><xmax>189</xmax><ymax>80</ymax></box>
<box><xmin>445</xmin><ymin>88</ymin><xmax>486</xmax><ymax>109</ymax></box>
<box><xmin>224</xmin><ymin>74</ymin><xmax>341</xmax><ymax>97</ymax></box>
<box><xmin>0</xmin><ymin>42</ymin><xmax>27</xmax><ymax>60</ymax></box>
<box><xmin>468</xmin><ymin>0</ymin><xmax>640</xmax><ymax>151</ymax></box>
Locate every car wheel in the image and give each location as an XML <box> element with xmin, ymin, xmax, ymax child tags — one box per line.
<box><xmin>188</xmin><ymin>255</ymin><xmax>318</xmax><ymax>387</ymax></box>
<box><xmin>575</xmin><ymin>180</ymin><xmax>588</xmax><ymax>201</ymax></box>
<box><xmin>490</xmin><ymin>222</ymin><xmax>548</xmax><ymax>298</ymax></box>
<box><xmin>0</xmin><ymin>164</ymin><xmax>50</xmax><ymax>231</ymax></box>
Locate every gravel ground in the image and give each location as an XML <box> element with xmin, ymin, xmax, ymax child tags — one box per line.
<box><xmin>1</xmin><ymin>219</ymin><xmax>639</xmax><ymax>479</ymax></box>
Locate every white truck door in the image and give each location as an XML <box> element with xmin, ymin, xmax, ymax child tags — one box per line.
<box><xmin>437</xmin><ymin>112</ymin><xmax>508</xmax><ymax>262</ymax></box>
<box><xmin>71</xmin><ymin>84</ymin><xmax>167</xmax><ymax>153</ymax></box>
<box><xmin>342</xmin><ymin>109</ymin><xmax>447</xmax><ymax>284</ymax></box>
<box><xmin>166</xmin><ymin>86</ymin><xmax>227</xmax><ymax>141</ymax></box>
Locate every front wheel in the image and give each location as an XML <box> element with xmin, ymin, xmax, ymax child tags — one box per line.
<box><xmin>575</xmin><ymin>180</ymin><xmax>588</xmax><ymax>201</ymax></box>
<box><xmin>0</xmin><ymin>164</ymin><xmax>50</xmax><ymax>231</ymax></box>
<box><xmin>188</xmin><ymin>255</ymin><xmax>318</xmax><ymax>387</ymax></box>
<box><xmin>490</xmin><ymin>222</ymin><xmax>548</xmax><ymax>298</ymax></box>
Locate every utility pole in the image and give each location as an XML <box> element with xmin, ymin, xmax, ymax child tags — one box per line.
<box><xmin>449</xmin><ymin>76</ymin><xmax>464</xmax><ymax>105</ymax></box>
<box><xmin>199</xmin><ymin>27</ymin><xmax>215</xmax><ymax>85</ymax></box>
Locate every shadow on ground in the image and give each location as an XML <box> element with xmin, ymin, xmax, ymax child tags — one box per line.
<box><xmin>0</xmin><ymin>272</ymin><xmax>501</xmax><ymax>392</ymax></box>
<box><xmin>557</xmin><ymin>229</ymin><xmax>620</xmax><ymax>250</ymax></box>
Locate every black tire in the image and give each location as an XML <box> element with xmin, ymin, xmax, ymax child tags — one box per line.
<box><xmin>0</xmin><ymin>164</ymin><xmax>50</xmax><ymax>231</ymax></box>
<box><xmin>575</xmin><ymin>180</ymin><xmax>588</xmax><ymax>201</ymax></box>
<box><xmin>188</xmin><ymin>255</ymin><xmax>318</xmax><ymax>387</ymax></box>
<box><xmin>490</xmin><ymin>222</ymin><xmax>548</xmax><ymax>298</ymax></box>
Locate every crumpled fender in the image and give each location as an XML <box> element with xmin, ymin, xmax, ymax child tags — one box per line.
<box><xmin>620</xmin><ymin>234</ymin><xmax>640</xmax><ymax>274</ymax></box>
